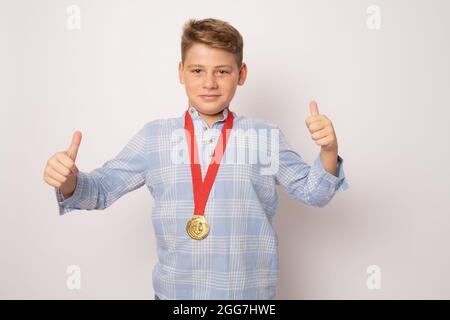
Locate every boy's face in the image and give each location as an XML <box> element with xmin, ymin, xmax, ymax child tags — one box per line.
<box><xmin>178</xmin><ymin>43</ymin><xmax>247</xmax><ymax>116</ymax></box>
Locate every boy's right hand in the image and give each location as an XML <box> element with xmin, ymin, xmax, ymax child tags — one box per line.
<box><xmin>43</xmin><ymin>131</ymin><xmax>82</xmax><ymax>199</ymax></box>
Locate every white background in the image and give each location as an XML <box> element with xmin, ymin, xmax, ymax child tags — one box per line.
<box><xmin>1</xmin><ymin>0</ymin><xmax>450</xmax><ymax>299</ymax></box>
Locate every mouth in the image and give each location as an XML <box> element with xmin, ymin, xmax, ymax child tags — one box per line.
<box><xmin>199</xmin><ymin>95</ymin><xmax>221</xmax><ymax>101</ymax></box>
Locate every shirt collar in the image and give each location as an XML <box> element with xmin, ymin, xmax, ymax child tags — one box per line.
<box><xmin>186</xmin><ymin>105</ymin><xmax>232</xmax><ymax>126</ymax></box>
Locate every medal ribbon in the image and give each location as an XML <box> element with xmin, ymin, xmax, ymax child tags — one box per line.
<box><xmin>184</xmin><ymin>107</ymin><xmax>234</xmax><ymax>216</ymax></box>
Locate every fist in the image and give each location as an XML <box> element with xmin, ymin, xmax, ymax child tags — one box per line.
<box><xmin>305</xmin><ymin>101</ymin><xmax>338</xmax><ymax>152</ymax></box>
<box><xmin>43</xmin><ymin>131</ymin><xmax>82</xmax><ymax>190</ymax></box>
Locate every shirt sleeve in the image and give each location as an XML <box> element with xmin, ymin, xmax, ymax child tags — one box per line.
<box><xmin>274</xmin><ymin>125</ymin><xmax>349</xmax><ymax>208</ymax></box>
<box><xmin>55</xmin><ymin>123</ymin><xmax>149</xmax><ymax>215</ymax></box>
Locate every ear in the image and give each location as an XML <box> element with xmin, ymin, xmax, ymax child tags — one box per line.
<box><xmin>178</xmin><ymin>61</ymin><xmax>185</xmax><ymax>84</ymax></box>
<box><xmin>237</xmin><ymin>63</ymin><xmax>247</xmax><ymax>86</ymax></box>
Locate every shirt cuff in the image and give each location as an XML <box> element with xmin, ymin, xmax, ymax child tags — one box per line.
<box><xmin>54</xmin><ymin>172</ymin><xmax>88</xmax><ymax>215</ymax></box>
<box><xmin>313</xmin><ymin>154</ymin><xmax>350</xmax><ymax>192</ymax></box>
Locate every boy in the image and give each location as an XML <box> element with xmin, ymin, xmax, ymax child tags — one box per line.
<box><xmin>43</xmin><ymin>18</ymin><xmax>349</xmax><ymax>300</ymax></box>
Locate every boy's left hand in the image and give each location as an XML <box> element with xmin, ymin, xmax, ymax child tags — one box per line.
<box><xmin>305</xmin><ymin>100</ymin><xmax>338</xmax><ymax>153</ymax></box>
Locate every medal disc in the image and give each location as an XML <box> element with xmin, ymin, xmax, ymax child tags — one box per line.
<box><xmin>186</xmin><ymin>215</ymin><xmax>210</xmax><ymax>240</ymax></box>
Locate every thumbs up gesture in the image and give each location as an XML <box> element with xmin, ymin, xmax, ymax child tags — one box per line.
<box><xmin>43</xmin><ymin>131</ymin><xmax>82</xmax><ymax>198</ymax></box>
<box><xmin>66</xmin><ymin>131</ymin><xmax>82</xmax><ymax>163</ymax></box>
<box><xmin>305</xmin><ymin>101</ymin><xmax>338</xmax><ymax>153</ymax></box>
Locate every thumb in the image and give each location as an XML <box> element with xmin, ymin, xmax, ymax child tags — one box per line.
<box><xmin>66</xmin><ymin>131</ymin><xmax>82</xmax><ymax>161</ymax></box>
<box><xmin>309</xmin><ymin>100</ymin><xmax>319</xmax><ymax>116</ymax></box>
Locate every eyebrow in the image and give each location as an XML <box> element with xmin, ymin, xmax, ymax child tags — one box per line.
<box><xmin>187</xmin><ymin>64</ymin><xmax>233</xmax><ymax>69</ymax></box>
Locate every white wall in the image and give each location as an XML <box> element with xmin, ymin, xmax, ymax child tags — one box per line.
<box><xmin>1</xmin><ymin>0</ymin><xmax>449</xmax><ymax>299</ymax></box>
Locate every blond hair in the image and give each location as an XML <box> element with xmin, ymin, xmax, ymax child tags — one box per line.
<box><xmin>181</xmin><ymin>18</ymin><xmax>244</xmax><ymax>69</ymax></box>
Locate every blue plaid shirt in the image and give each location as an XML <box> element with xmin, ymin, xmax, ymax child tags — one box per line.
<box><xmin>55</xmin><ymin>106</ymin><xmax>349</xmax><ymax>299</ymax></box>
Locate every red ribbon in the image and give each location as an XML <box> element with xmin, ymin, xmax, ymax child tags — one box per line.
<box><xmin>184</xmin><ymin>107</ymin><xmax>234</xmax><ymax>216</ymax></box>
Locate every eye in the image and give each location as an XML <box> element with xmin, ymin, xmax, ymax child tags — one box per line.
<box><xmin>218</xmin><ymin>70</ymin><xmax>229</xmax><ymax>74</ymax></box>
<box><xmin>191</xmin><ymin>69</ymin><xmax>202</xmax><ymax>74</ymax></box>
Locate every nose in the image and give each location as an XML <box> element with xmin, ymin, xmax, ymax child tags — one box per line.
<box><xmin>202</xmin><ymin>72</ymin><xmax>218</xmax><ymax>89</ymax></box>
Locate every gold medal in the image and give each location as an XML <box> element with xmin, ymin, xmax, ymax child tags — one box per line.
<box><xmin>186</xmin><ymin>215</ymin><xmax>210</xmax><ymax>240</ymax></box>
